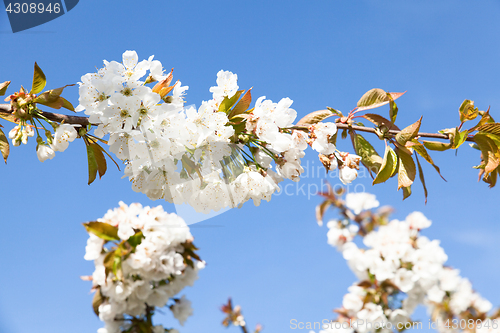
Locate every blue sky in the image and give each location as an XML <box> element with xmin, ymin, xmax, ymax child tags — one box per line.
<box><xmin>0</xmin><ymin>1</ymin><xmax>499</xmax><ymax>332</ymax></box>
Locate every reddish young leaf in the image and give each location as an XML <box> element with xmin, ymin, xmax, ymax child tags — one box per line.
<box><xmin>229</xmin><ymin>88</ymin><xmax>252</xmax><ymax>118</ymax></box>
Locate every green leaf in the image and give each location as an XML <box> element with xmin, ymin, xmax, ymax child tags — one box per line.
<box><xmin>341</xmin><ymin>129</ymin><xmax>348</xmax><ymax>140</ymax></box>
<box><xmin>352</xmin><ymin>134</ymin><xmax>382</xmax><ymax>175</ymax></box>
<box><xmin>181</xmin><ymin>241</ymin><xmax>202</xmax><ymax>269</ymax></box>
<box><xmin>483</xmin><ymin>166</ymin><xmax>498</xmax><ymax>188</ymax></box>
<box><xmin>181</xmin><ymin>154</ymin><xmax>197</xmax><ymax>175</ymax></box>
<box><xmin>326</xmin><ymin>107</ymin><xmax>344</xmax><ymax>117</ymax></box>
<box><xmin>0</xmin><ymin>81</ymin><xmax>11</xmax><ymax>96</ymax></box>
<box><xmin>454</xmin><ymin>129</ymin><xmax>468</xmax><ymax>149</ymax></box>
<box><xmin>0</xmin><ymin>128</ymin><xmax>9</xmax><ymax>164</ymax></box>
<box><xmin>0</xmin><ymin>111</ymin><xmax>19</xmax><ymax>124</ymax></box>
<box><xmin>115</xmin><ymin>241</ymin><xmax>132</xmax><ymax>257</ymax></box>
<box><xmin>329</xmin><ymin>131</ymin><xmax>338</xmax><ymax>146</ymax></box>
<box><xmin>219</xmin><ymin>90</ymin><xmax>243</xmax><ymax>114</ymax></box>
<box><xmin>357</xmin><ymin>88</ymin><xmax>388</xmax><ymax>111</ymax></box>
<box><xmin>393</xmin><ymin>140</ymin><xmax>413</xmax><ymax>156</ymax></box>
<box><xmin>459</xmin><ymin>99</ymin><xmax>478</xmax><ymax>122</ymax></box>
<box><xmin>92</xmin><ymin>287</ymin><xmax>104</xmax><ymax>316</ymax></box>
<box><xmin>483</xmin><ymin>133</ymin><xmax>500</xmax><ymax>148</ymax></box>
<box><xmin>477</xmin><ymin>123</ymin><xmax>500</xmax><ymax>136</ymax></box>
<box><xmin>415</xmin><ymin>153</ymin><xmax>428</xmax><ymax>203</ymax></box>
<box><xmin>83</xmin><ymin>221</ymin><xmax>120</xmax><ymax>241</ymax></box>
<box><xmin>87</xmin><ymin>143</ymin><xmax>98</xmax><ymax>185</ymax></box>
<box><xmin>388</xmin><ymin>94</ymin><xmax>399</xmax><ymax>123</ymax></box>
<box><xmin>469</xmin><ymin>108</ymin><xmax>495</xmax><ymax>132</ymax></box>
<box><xmin>395</xmin><ymin>117</ymin><xmax>422</xmax><ymax>145</ymax></box>
<box><xmin>373</xmin><ymin>144</ymin><xmax>397</xmax><ymax>185</ymax></box>
<box><xmin>103</xmin><ymin>250</ymin><xmax>115</xmax><ymax>278</ymax></box>
<box><xmin>397</xmin><ymin>148</ymin><xmax>416</xmax><ymax>190</ymax></box>
<box><xmin>296</xmin><ymin>109</ymin><xmax>335</xmax><ymax>127</ymax></box>
<box><xmin>113</xmin><ymin>255</ymin><xmax>123</xmax><ymax>281</ymax></box>
<box><xmin>474</xmin><ymin>133</ymin><xmax>500</xmax><ymax>176</ymax></box>
<box><xmin>228</xmin><ymin>88</ymin><xmax>252</xmax><ymax>118</ymax></box>
<box><xmin>34</xmin><ymin>85</ymin><xmax>74</xmax><ymax>109</ymax></box>
<box><xmin>410</xmin><ymin>140</ymin><xmax>445</xmax><ymax>180</ymax></box>
<box><xmin>402</xmin><ymin>186</ymin><xmax>412</xmax><ymax>200</ymax></box>
<box><xmin>61</xmin><ymin>97</ymin><xmax>75</xmax><ymax>112</ymax></box>
<box><xmin>40</xmin><ymin>96</ymin><xmax>65</xmax><ymax>109</ymax></box>
<box><xmin>423</xmin><ymin>140</ymin><xmax>452</xmax><ymax>151</ymax></box>
<box><xmin>137</xmin><ymin>322</ymin><xmax>152</xmax><ymax>333</ymax></box>
<box><xmin>127</xmin><ymin>231</ymin><xmax>144</xmax><ymax>248</ymax></box>
<box><xmin>87</xmin><ymin>136</ymin><xmax>120</xmax><ymax>171</ymax></box>
<box><xmin>90</xmin><ymin>143</ymin><xmax>107</xmax><ymax>179</ymax></box>
<box><xmin>357</xmin><ymin>89</ymin><xmax>406</xmax><ymax>112</ymax></box>
<box><xmin>363</xmin><ymin>113</ymin><xmax>400</xmax><ymax>131</ymax></box>
<box><xmin>231</xmin><ymin>121</ymin><xmax>246</xmax><ymax>137</ymax></box>
<box><xmin>30</xmin><ymin>62</ymin><xmax>46</xmax><ymax>94</ymax></box>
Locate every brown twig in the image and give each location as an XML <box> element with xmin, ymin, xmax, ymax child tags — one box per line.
<box><xmin>1</xmin><ymin>103</ymin><xmax>474</xmax><ymax>142</ymax></box>
<box><xmin>291</xmin><ymin>123</ymin><xmax>475</xmax><ymax>142</ymax></box>
<box><xmin>0</xmin><ymin>103</ymin><xmax>91</xmax><ymax>126</ymax></box>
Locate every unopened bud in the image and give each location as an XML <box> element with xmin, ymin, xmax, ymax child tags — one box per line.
<box><xmin>144</xmin><ymin>75</ymin><xmax>156</xmax><ymax>84</ymax></box>
<box><xmin>78</xmin><ymin>127</ymin><xmax>87</xmax><ymax>137</ymax></box>
<box><xmin>238</xmin><ymin>134</ymin><xmax>250</xmax><ymax>144</ymax></box>
<box><xmin>319</xmin><ymin>154</ymin><xmax>331</xmax><ymax>172</ymax></box>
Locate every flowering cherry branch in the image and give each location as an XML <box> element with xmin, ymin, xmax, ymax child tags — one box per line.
<box><xmin>1</xmin><ymin>52</ymin><xmax>498</xmax><ymax>333</ymax></box>
<box><xmin>1</xmin><ymin>51</ymin><xmax>499</xmax><ymax>209</ymax></box>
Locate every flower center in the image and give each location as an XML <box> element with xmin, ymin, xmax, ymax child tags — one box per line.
<box><xmin>120</xmin><ymin>109</ymin><xmax>130</xmax><ymax>118</ymax></box>
<box><xmin>96</xmin><ymin>92</ymin><xmax>109</xmax><ymax>102</ymax></box>
<box><xmin>121</xmin><ymin>87</ymin><xmax>133</xmax><ymax>96</ymax></box>
<box><xmin>150</xmin><ymin>140</ymin><xmax>160</xmax><ymax>149</ymax></box>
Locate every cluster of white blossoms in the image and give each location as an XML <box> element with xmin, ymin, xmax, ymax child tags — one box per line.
<box><xmin>75</xmin><ymin>50</ymin><xmax>359</xmax><ymax>213</ymax></box>
<box><xmin>84</xmin><ymin>202</ymin><xmax>204</xmax><ymax>333</ymax></box>
<box><xmin>8</xmin><ymin>123</ymin><xmax>34</xmax><ymax>146</ymax></box>
<box><xmin>10</xmin><ymin>120</ymin><xmax>79</xmax><ymax>163</ymax></box>
<box><xmin>35</xmin><ymin>123</ymin><xmax>78</xmax><ymax>162</ymax></box>
<box><xmin>316</xmin><ymin>192</ymin><xmax>496</xmax><ymax>333</ymax></box>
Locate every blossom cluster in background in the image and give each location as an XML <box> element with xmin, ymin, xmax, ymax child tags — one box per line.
<box><xmin>75</xmin><ymin>51</ymin><xmax>361</xmax><ymax>213</ymax></box>
<box><xmin>83</xmin><ymin>202</ymin><xmax>204</xmax><ymax>333</ymax></box>
<box><xmin>313</xmin><ymin>191</ymin><xmax>498</xmax><ymax>333</ymax></box>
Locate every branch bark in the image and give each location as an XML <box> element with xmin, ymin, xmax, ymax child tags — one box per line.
<box><xmin>0</xmin><ymin>103</ymin><xmax>472</xmax><ymax>142</ymax></box>
<box><xmin>0</xmin><ymin>103</ymin><xmax>90</xmax><ymax>126</ymax></box>
<box><xmin>291</xmin><ymin>123</ymin><xmax>475</xmax><ymax>142</ymax></box>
